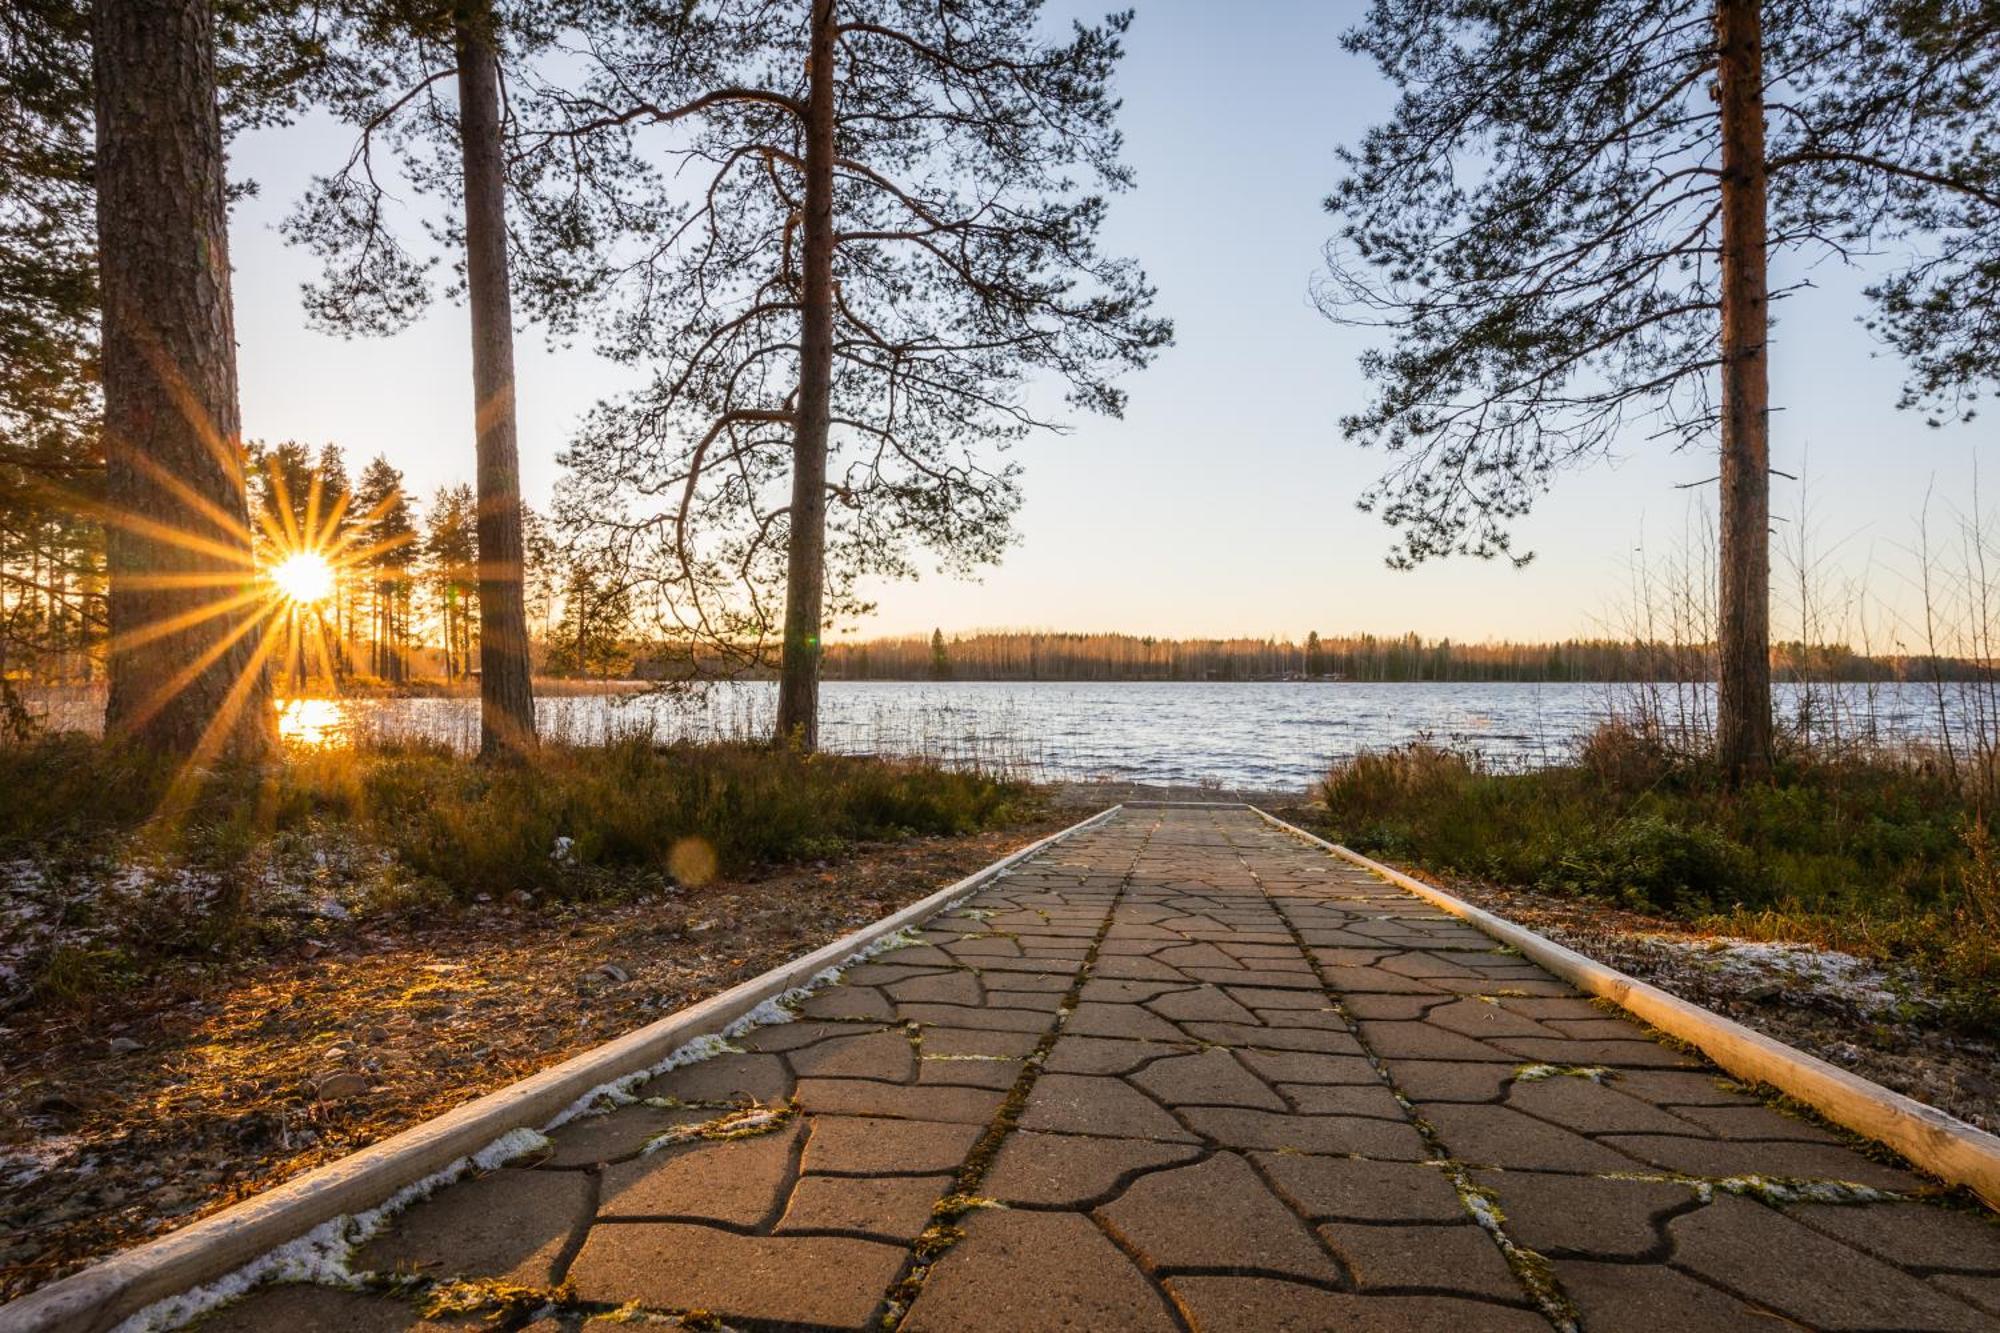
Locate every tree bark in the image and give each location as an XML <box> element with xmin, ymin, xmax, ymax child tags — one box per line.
<box><xmin>1714</xmin><ymin>0</ymin><xmax>1773</xmax><ymax>781</ymax></box>
<box><xmin>773</xmin><ymin>0</ymin><xmax>838</xmax><ymax>750</ymax></box>
<box><xmin>94</xmin><ymin>0</ymin><xmax>274</xmax><ymax>762</ymax></box>
<box><xmin>455</xmin><ymin>1</ymin><xmax>538</xmax><ymax>760</ymax></box>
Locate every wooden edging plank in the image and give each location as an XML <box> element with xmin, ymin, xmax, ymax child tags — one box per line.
<box><xmin>1249</xmin><ymin>805</ymin><xmax>2000</xmax><ymax>1212</ymax></box>
<box><xmin>0</xmin><ymin>804</ymin><xmax>1123</xmax><ymax>1333</ymax></box>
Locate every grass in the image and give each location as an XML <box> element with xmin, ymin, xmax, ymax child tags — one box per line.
<box><xmin>0</xmin><ymin>733</ymin><xmax>1038</xmax><ymax>1008</ymax></box>
<box><xmin>1308</xmin><ymin>722</ymin><xmax>2000</xmax><ymax>1030</ymax></box>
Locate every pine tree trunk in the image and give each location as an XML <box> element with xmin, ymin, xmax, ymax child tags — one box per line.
<box><xmin>774</xmin><ymin>0</ymin><xmax>837</xmax><ymax>750</ymax></box>
<box><xmin>455</xmin><ymin>1</ymin><xmax>537</xmax><ymax>759</ymax></box>
<box><xmin>94</xmin><ymin>0</ymin><xmax>274</xmax><ymax>761</ymax></box>
<box><xmin>1714</xmin><ymin>0</ymin><xmax>1774</xmax><ymax>781</ymax></box>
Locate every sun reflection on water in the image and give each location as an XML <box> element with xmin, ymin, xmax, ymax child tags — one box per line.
<box><xmin>278</xmin><ymin>697</ymin><xmax>352</xmax><ymax>748</ymax></box>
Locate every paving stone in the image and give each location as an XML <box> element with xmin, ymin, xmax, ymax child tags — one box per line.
<box><xmin>1063</xmin><ymin>1001</ymin><xmax>1188</xmax><ymax>1042</ymax></box>
<box><xmin>1666</xmin><ymin>1102</ymin><xmax>1848</xmax><ymax>1143</ymax></box>
<box><xmin>1490</xmin><ymin>1036</ymin><xmax>1701</xmax><ymax>1068</ymax></box>
<box><xmin>787</xmin><ymin>1028</ymin><xmax>919</xmax><ymax>1081</ymax></box>
<box><xmin>896</xmin><ymin>1001</ymin><xmax>1050</xmax><ymax>1034</ymax></box>
<box><xmin>1018</xmin><ymin>1073</ymin><xmax>1199</xmax><ymax>1142</ymax></box>
<box><xmin>194</xmin><ymin>1286</ymin><xmax>473</xmax><ymax>1332</ymax></box>
<box><xmin>1145</xmin><ymin>986</ymin><xmax>1262</xmax><ymax>1024</ymax></box>
<box><xmin>1416</xmin><ymin>1103</ymin><xmax>1640</xmax><ymax>1173</ymax></box>
<box><xmin>1180</xmin><ymin>1022</ymin><xmax>1363</xmax><ymax>1054</ymax></box>
<box><xmin>983</xmin><ymin>1130</ymin><xmax>1202</xmax><ymax>1206</ymax></box>
<box><xmin>1424</xmin><ymin>997</ymin><xmax>1561</xmax><ymax>1039</ymax></box>
<box><xmin>918</xmin><ymin>1055</ymin><xmax>1021</xmax><ymax>1089</ymax></box>
<box><xmin>1128</xmin><ymin>1048</ymin><xmax>1287</xmax><ymax>1110</ymax></box>
<box><xmin>1783</xmin><ymin>1200</ymin><xmax>2000</xmax><ymax>1272</ymax></box>
<box><xmin>1224</xmin><ymin>985</ymin><xmax>1334</xmax><ymax>1011</ymax></box>
<box><xmin>1609</xmin><ymin>1068</ymin><xmax>1762</xmax><ymax>1106</ymax></box>
<box><xmin>1180</xmin><ymin>1107</ymin><xmax>1428</xmax><ymax>1159</ymax></box>
<box><xmin>567</xmin><ymin>1223</ymin><xmax>905</xmax><ymax>1329</ymax></box>
<box><xmin>776</xmin><ymin>1172</ymin><xmax>951</xmax><ymax>1239</ymax></box>
<box><xmin>802</xmin><ymin>1115</ymin><xmax>982</xmax><ymax>1175</ymax></box>
<box><xmin>1097</xmin><ymin>1153</ymin><xmax>1340</xmax><ymax>1282</ymax></box>
<box><xmin>888</xmin><ymin>971</ymin><xmax>986</xmax><ymax>1005</ymax></box>
<box><xmin>1255</xmin><ymin>1155</ymin><xmax>1466</xmax><ymax>1223</ymax></box>
<box><xmin>1236</xmin><ymin>1048</ymin><xmax>1380</xmax><ymax>1086</ymax></box>
<box><xmin>1356</xmin><ymin>1020</ymin><xmax>1511</xmax><ymax>1062</ymax></box>
<box><xmin>1169</xmin><ymin>1275</ymin><xmax>1554</xmax><ymax>1331</ymax></box>
<box><xmin>1932</xmin><ymin>1274</ymin><xmax>2000</xmax><ymax>1316</ymax></box>
<box><xmin>1668</xmin><ymin>1195</ymin><xmax>1993</xmax><ymax>1330</ymax></box>
<box><xmin>795</xmin><ymin>1078</ymin><xmax>1005</xmax><ymax>1123</ymax></box>
<box><xmin>1555</xmin><ymin>1258</ymin><xmax>1797</xmax><ymax>1330</ymax></box>
<box><xmin>598</xmin><ymin>1119</ymin><xmax>802</xmax><ymax>1225</ymax></box>
<box><xmin>1598</xmin><ymin>1133</ymin><xmax>1927</xmax><ymax>1190</ymax></box>
<box><xmin>738</xmin><ymin>1020</ymin><xmax>889</xmax><ymax>1054</ymax></box>
<box><xmin>1318</xmin><ymin>1222</ymin><xmax>1524</xmax><ymax>1300</ymax></box>
<box><xmin>355</xmin><ymin>1169</ymin><xmax>590</xmax><ymax>1283</ymax></box>
<box><xmin>902</xmin><ymin>1208</ymin><xmax>1178</xmax><ymax>1333</ymax></box>
<box><xmin>1469</xmin><ymin>1168</ymin><xmax>1692</xmax><ymax>1258</ymax></box>
<box><xmin>800</xmin><ymin>985</ymin><xmax>898</xmax><ymax>1021</ymax></box>
<box><xmin>1505</xmin><ymin>1074</ymin><xmax>1707</xmax><ymax>1135</ymax></box>
<box><xmin>538</xmin><ymin>1105</ymin><xmax>710</xmax><ymax>1168</ymax></box>
<box><xmin>636</xmin><ymin>1051</ymin><xmax>790</xmax><ymax>1107</ymax></box>
<box><xmin>1276</xmin><ymin>1081</ymin><xmax>1407</xmax><ymax>1119</ymax></box>
<box><xmin>920</xmin><ymin>1026</ymin><xmax>1042</xmax><ymax>1059</ymax></box>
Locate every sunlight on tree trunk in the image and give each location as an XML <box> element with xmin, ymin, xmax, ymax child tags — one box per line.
<box><xmin>94</xmin><ymin>0</ymin><xmax>273</xmax><ymax>762</ymax></box>
<box><xmin>455</xmin><ymin>1</ymin><xmax>537</xmax><ymax>761</ymax></box>
<box><xmin>1715</xmin><ymin>0</ymin><xmax>1773</xmax><ymax>782</ymax></box>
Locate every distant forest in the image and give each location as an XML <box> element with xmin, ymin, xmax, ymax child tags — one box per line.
<box><xmin>815</xmin><ymin>631</ymin><xmax>1980</xmax><ymax>684</ymax></box>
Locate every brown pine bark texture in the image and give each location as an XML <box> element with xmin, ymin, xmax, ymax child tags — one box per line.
<box><xmin>1714</xmin><ymin>0</ymin><xmax>1774</xmax><ymax>780</ymax></box>
<box><xmin>94</xmin><ymin>0</ymin><xmax>275</xmax><ymax>761</ymax></box>
<box><xmin>774</xmin><ymin>0</ymin><xmax>839</xmax><ymax>750</ymax></box>
<box><xmin>455</xmin><ymin>4</ymin><xmax>539</xmax><ymax>759</ymax></box>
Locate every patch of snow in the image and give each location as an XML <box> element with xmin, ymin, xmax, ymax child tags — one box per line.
<box><xmin>1648</xmin><ymin>935</ymin><xmax>1925</xmax><ymax>1018</ymax></box>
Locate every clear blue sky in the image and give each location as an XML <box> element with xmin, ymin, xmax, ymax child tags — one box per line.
<box><xmin>225</xmin><ymin>0</ymin><xmax>1995</xmax><ymax>645</ymax></box>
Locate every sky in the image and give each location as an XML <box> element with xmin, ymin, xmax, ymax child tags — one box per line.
<box><xmin>225</xmin><ymin>0</ymin><xmax>1996</xmax><ymax>646</ymax></box>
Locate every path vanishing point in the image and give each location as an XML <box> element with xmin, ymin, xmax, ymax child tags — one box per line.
<box><xmin>63</xmin><ymin>807</ymin><xmax>2000</xmax><ymax>1329</ymax></box>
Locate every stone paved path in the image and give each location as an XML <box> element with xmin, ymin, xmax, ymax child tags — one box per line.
<box><xmin>201</xmin><ymin>807</ymin><xmax>2000</xmax><ymax>1332</ymax></box>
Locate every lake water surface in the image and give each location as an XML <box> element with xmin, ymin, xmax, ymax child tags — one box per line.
<box><xmin>260</xmin><ymin>679</ymin><xmax>1965</xmax><ymax>792</ymax></box>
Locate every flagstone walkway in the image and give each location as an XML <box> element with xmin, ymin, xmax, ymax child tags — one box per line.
<box><xmin>202</xmin><ymin>806</ymin><xmax>2000</xmax><ymax>1331</ymax></box>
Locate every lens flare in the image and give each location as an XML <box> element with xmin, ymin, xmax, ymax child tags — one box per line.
<box><xmin>271</xmin><ymin>551</ymin><xmax>335</xmax><ymax>606</ymax></box>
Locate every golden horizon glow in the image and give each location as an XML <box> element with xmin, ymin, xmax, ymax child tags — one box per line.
<box><xmin>271</xmin><ymin>550</ymin><xmax>336</xmax><ymax>606</ymax></box>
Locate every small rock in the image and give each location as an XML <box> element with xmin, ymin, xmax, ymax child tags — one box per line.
<box><xmin>107</xmin><ymin>1037</ymin><xmax>143</xmax><ymax>1055</ymax></box>
<box><xmin>323</xmin><ymin>1044</ymin><xmax>352</xmax><ymax>1061</ymax></box>
<box><xmin>315</xmin><ymin>1072</ymin><xmax>371</xmax><ymax>1100</ymax></box>
<box><xmin>507</xmin><ymin>889</ymin><xmax>534</xmax><ymax>906</ymax></box>
<box><xmin>311</xmin><ymin>898</ymin><xmax>350</xmax><ymax>921</ymax></box>
<box><xmin>1742</xmin><ymin>981</ymin><xmax>1785</xmax><ymax>1003</ymax></box>
<box><xmin>589</xmin><ymin>963</ymin><xmax>632</xmax><ymax>985</ymax></box>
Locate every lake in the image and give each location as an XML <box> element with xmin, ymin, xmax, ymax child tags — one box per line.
<box><xmin>249</xmin><ymin>679</ymin><xmax>1966</xmax><ymax>792</ymax></box>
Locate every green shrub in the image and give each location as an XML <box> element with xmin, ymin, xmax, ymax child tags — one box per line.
<box><xmin>1541</xmin><ymin>815</ymin><xmax>1753</xmax><ymax>913</ymax></box>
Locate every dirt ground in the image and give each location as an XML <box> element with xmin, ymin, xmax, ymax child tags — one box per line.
<box><xmin>0</xmin><ymin>811</ymin><xmax>1074</xmax><ymax>1302</ymax></box>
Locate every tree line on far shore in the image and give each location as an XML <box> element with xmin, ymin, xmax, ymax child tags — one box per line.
<box><xmin>826</xmin><ymin>629</ymin><xmax>1996</xmax><ymax>685</ymax></box>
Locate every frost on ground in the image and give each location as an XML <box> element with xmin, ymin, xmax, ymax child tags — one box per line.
<box><xmin>1652</xmin><ymin>935</ymin><xmax>1928</xmax><ymax>1020</ymax></box>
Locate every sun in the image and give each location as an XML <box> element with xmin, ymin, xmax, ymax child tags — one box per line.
<box><xmin>271</xmin><ymin>550</ymin><xmax>335</xmax><ymax>606</ymax></box>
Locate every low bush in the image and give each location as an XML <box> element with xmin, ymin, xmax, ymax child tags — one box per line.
<box><xmin>0</xmin><ymin>735</ymin><xmax>1038</xmax><ymax>1008</ymax></box>
<box><xmin>1313</xmin><ymin>724</ymin><xmax>1998</xmax><ymax>1028</ymax></box>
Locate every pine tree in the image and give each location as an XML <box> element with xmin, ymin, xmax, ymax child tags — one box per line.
<box><xmin>1321</xmin><ymin>0</ymin><xmax>2000</xmax><ymax>779</ymax></box>
<box><xmin>558</xmin><ymin>0</ymin><xmax>1171</xmax><ymax>748</ymax></box>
